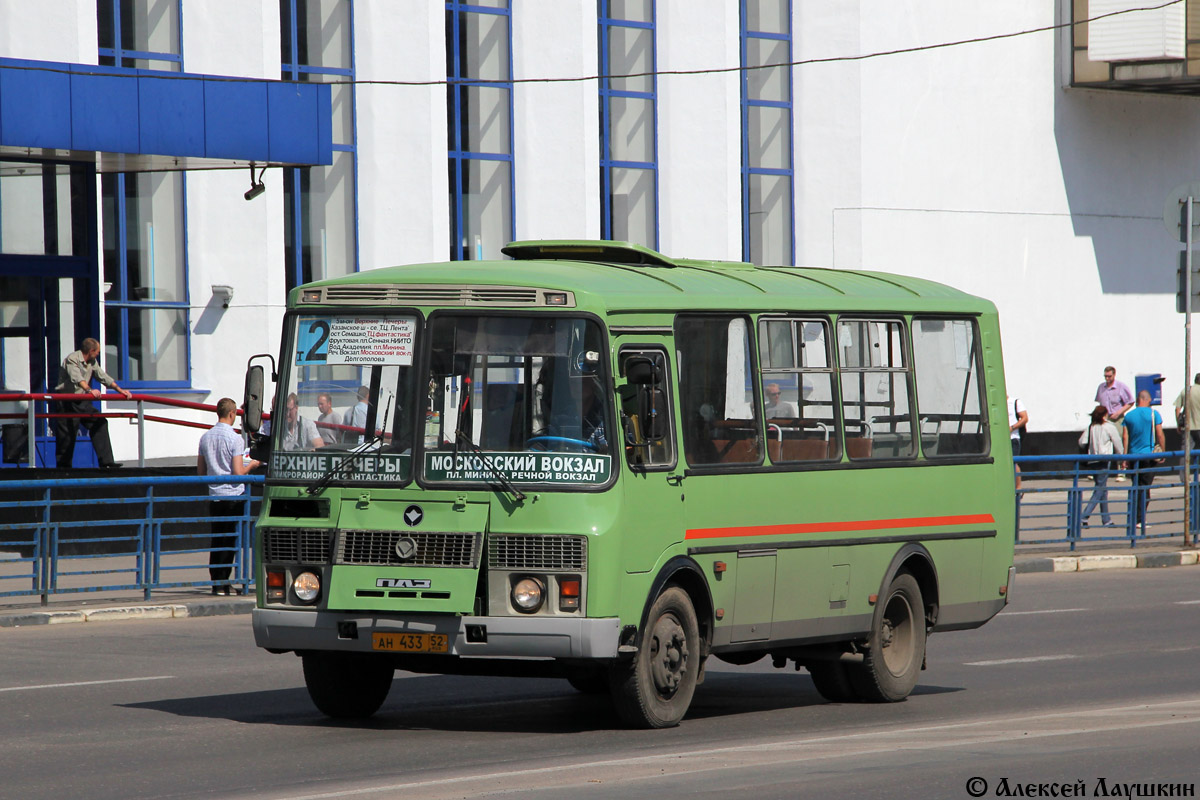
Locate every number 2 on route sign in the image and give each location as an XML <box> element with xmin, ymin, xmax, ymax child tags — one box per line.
<box><xmin>295</xmin><ymin>317</ymin><xmax>331</xmax><ymax>365</ymax></box>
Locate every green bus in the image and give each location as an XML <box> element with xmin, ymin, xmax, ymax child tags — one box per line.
<box><xmin>245</xmin><ymin>240</ymin><xmax>1015</xmax><ymax>729</ymax></box>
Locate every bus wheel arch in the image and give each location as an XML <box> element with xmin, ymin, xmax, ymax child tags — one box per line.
<box><xmin>635</xmin><ymin>556</ymin><xmax>714</xmax><ymax>655</ymax></box>
<box><xmin>879</xmin><ymin>543</ymin><xmax>939</xmax><ymax>630</ymax></box>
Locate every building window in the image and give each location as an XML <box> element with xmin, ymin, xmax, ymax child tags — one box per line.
<box><xmin>447</xmin><ymin>1</ymin><xmax>514</xmax><ymax>261</ymax></box>
<box><xmin>97</xmin><ymin>1</ymin><xmax>189</xmax><ymax>387</ymax></box>
<box><xmin>101</xmin><ymin>173</ymin><xmax>190</xmax><ymax>385</ymax></box>
<box><xmin>97</xmin><ymin>0</ymin><xmax>183</xmax><ymax>71</ymax></box>
<box><xmin>740</xmin><ymin>0</ymin><xmax>794</xmax><ymax>265</ymax></box>
<box><xmin>281</xmin><ymin>0</ymin><xmax>357</xmax><ymax>291</ymax></box>
<box><xmin>599</xmin><ymin>0</ymin><xmax>657</xmax><ymax>249</ymax></box>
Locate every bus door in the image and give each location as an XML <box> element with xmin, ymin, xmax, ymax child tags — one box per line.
<box><xmin>615</xmin><ymin>345</ymin><xmax>682</xmax><ymax>574</ymax></box>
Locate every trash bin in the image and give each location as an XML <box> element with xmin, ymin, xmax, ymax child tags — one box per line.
<box><xmin>1135</xmin><ymin>374</ymin><xmax>1165</xmax><ymax>406</ymax></box>
<box><xmin>2</xmin><ymin>423</ymin><xmax>28</xmax><ymax>464</ymax></box>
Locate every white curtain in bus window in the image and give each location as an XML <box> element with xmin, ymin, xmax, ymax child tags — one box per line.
<box><xmin>837</xmin><ymin>319</ymin><xmax>913</xmax><ymax>459</ymax></box>
<box><xmin>912</xmin><ymin>318</ymin><xmax>987</xmax><ymax>457</ymax></box>
<box><xmin>758</xmin><ymin>318</ymin><xmax>839</xmax><ymax>462</ymax></box>
<box><xmin>675</xmin><ymin>316</ymin><xmax>762</xmax><ymax>466</ymax></box>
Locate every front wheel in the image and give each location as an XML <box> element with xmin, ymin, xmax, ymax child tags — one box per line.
<box><xmin>848</xmin><ymin>571</ymin><xmax>926</xmax><ymax>702</ymax></box>
<box><xmin>302</xmin><ymin>652</ymin><xmax>395</xmax><ymax>719</ymax></box>
<box><xmin>609</xmin><ymin>586</ymin><xmax>701</xmax><ymax>728</ymax></box>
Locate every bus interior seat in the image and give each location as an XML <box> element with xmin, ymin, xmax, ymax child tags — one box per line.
<box><xmin>710</xmin><ymin>438</ymin><xmax>761</xmax><ymax>464</ymax></box>
<box><xmin>845</xmin><ymin>437</ymin><xmax>873</xmax><ymax>459</ymax></box>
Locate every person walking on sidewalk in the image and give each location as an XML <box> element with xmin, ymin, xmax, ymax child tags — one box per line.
<box><xmin>1008</xmin><ymin>395</ymin><xmax>1028</xmax><ymax>489</ymax></box>
<box><xmin>198</xmin><ymin>398</ymin><xmax>260</xmax><ymax>595</ymax></box>
<box><xmin>53</xmin><ymin>337</ymin><xmax>132</xmax><ymax>469</ymax></box>
<box><xmin>1079</xmin><ymin>405</ymin><xmax>1124</xmax><ymax>527</ymax></box>
<box><xmin>1097</xmin><ymin>366</ymin><xmax>1134</xmax><ymax>480</ymax></box>
<box><xmin>1174</xmin><ymin>373</ymin><xmax>1200</xmax><ymax>451</ymax></box>
<box><xmin>1122</xmin><ymin>391</ymin><xmax>1165</xmax><ymax>531</ymax></box>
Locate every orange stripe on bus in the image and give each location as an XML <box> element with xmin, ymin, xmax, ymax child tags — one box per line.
<box><xmin>684</xmin><ymin>513</ymin><xmax>995</xmax><ymax>540</ymax></box>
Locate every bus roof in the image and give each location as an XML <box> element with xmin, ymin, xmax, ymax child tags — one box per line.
<box><xmin>297</xmin><ymin>240</ymin><xmax>996</xmax><ymax>316</ymax></box>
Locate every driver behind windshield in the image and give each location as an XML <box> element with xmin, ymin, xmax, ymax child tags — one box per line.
<box><xmin>581</xmin><ymin>378</ymin><xmax>608</xmax><ymax>453</ymax></box>
<box><xmin>281</xmin><ymin>393</ymin><xmax>325</xmax><ymax>451</ymax></box>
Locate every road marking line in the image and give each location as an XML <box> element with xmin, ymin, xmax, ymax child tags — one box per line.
<box><xmin>964</xmin><ymin>654</ymin><xmax>1077</xmax><ymax>666</ymax></box>
<box><xmin>0</xmin><ymin>676</ymin><xmax>174</xmax><ymax>693</ymax></box>
<box><xmin>275</xmin><ymin>697</ymin><xmax>1200</xmax><ymax>800</ymax></box>
<box><xmin>1176</xmin><ymin>600</ymin><xmax>1200</xmax><ymax>605</ymax></box>
<box><xmin>1001</xmin><ymin>608</ymin><xmax>1089</xmax><ymax>615</ymax></box>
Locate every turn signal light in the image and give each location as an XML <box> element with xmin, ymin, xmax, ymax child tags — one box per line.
<box><xmin>266</xmin><ymin>570</ymin><xmax>285</xmax><ymax>603</ymax></box>
<box><xmin>559</xmin><ymin>577</ymin><xmax>580</xmax><ymax>611</ymax></box>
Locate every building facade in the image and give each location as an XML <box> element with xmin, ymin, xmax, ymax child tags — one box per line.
<box><xmin>0</xmin><ymin>0</ymin><xmax>1197</xmax><ymax>463</ymax></box>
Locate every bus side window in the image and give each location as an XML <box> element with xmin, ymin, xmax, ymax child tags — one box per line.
<box><xmin>674</xmin><ymin>316</ymin><xmax>763</xmax><ymax>467</ymax></box>
<box><xmin>619</xmin><ymin>348</ymin><xmax>676</xmax><ymax>469</ymax></box>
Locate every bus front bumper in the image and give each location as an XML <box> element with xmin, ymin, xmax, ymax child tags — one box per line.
<box><xmin>253</xmin><ymin>608</ymin><xmax>621</xmax><ymax>659</ymax></box>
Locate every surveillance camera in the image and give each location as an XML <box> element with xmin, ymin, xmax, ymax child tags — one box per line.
<box><xmin>244</xmin><ymin>182</ymin><xmax>266</xmax><ymax>201</ymax></box>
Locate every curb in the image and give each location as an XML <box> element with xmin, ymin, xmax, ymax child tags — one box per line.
<box><xmin>0</xmin><ymin>599</ymin><xmax>253</xmax><ymax>628</ymax></box>
<box><xmin>1015</xmin><ymin>550</ymin><xmax>1200</xmax><ymax>574</ymax></box>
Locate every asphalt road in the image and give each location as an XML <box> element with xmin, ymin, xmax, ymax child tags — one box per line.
<box><xmin>2</xmin><ymin>568</ymin><xmax>1198</xmax><ymax>800</ymax></box>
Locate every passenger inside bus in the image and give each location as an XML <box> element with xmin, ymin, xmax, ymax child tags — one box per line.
<box><xmin>763</xmin><ymin>382</ymin><xmax>799</xmax><ymax>419</ymax></box>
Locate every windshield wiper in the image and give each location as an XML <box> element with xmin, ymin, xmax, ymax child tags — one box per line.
<box><xmin>454</xmin><ymin>428</ymin><xmax>527</xmax><ymax>502</ymax></box>
<box><xmin>448</xmin><ymin>368</ymin><xmax>525</xmax><ymax>502</ymax></box>
<box><xmin>307</xmin><ymin>393</ymin><xmax>392</xmax><ymax>496</ymax></box>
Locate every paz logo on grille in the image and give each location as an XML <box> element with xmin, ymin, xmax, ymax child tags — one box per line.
<box><xmin>376</xmin><ymin>578</ymin><xmax>431</xmax><ymax>589</ymax></box>
<box><xmin>404</xmin><ymin>505</ymin><xmax>423</xmax><ymax>527</ymax></box>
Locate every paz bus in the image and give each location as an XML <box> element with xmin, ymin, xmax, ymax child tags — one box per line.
<box><xmin>244</xmin><ymin>240</ymin><xmax>1015</xmax><ymax>729</ymax></box>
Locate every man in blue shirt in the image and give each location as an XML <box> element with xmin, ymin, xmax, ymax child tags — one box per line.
<box><xmin>1122</xmin><ymin>391</ymin><xmax>1165</xmax><ymax>529</ymax></box>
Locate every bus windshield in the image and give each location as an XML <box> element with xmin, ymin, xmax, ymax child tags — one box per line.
<box><xmin>422</xmin><ymin>314</ymin><xmax>613</xmax><ymax>488</ymax></box>
<box><xmin>270</xmin><ymin>313</ymin><xmax>418</xmax><ymax>484</ymax></box>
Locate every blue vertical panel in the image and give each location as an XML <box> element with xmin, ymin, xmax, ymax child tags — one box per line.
<box><xmin>267</xmin><ymin>81</ymin><xmax>331</xmax><ymax>165</ymax></box>
<box><xmin>71</xmin><ymin>71</ymin><xmax>140</xmax><ymax>153</ymax></box>
<box><xmin>0</xmin><ymin>62</ymin><xmax>73</xmax><ymax>149</ymax></box>
<box><xmin>139</xmin><ymin>75</ymin><xmax>204</xmax><ymax>157</ymax></box>
<box><xmin>203</xmin><ymin>80</ymin><xmax>270</xmax><ymax>160</ymax></box>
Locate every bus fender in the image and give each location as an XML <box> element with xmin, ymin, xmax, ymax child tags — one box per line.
<box><xmin>876</xmin><ymin>543</ymin><xmax>940</xmax><ymax>629</ymax></box>
<box><xmin>631</xmin><ymin>555</ymin><xmax>715</xmax><ymax>655</ymax></box>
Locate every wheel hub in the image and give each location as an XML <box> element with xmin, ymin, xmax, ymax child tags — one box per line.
<box><xmin>648</xmin><ymin>614</ymin><xmax>689</xmax><ymax>698</ymax></box>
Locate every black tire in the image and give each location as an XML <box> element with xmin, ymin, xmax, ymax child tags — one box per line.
<box><xmin>565</xmin><ymin>666</ymin><xmax>610</xmax><ymax>695</ymax></box>
<box><xmin>302</xmin><ymin>652</ymin><xmax>395</xmax><ymax>719</ymax></box>
<box><xmin>848</xmin><ymin>572</ymin><xmax>926</xmax><ymax>702</ymax></box>
<box><xmin>808</xmin><ymin>661</ymin><xmax>858</xmax><ymax>703</ymax></box>
<box><xmin>609</xmin><ymin>586</ymin><xmax>701</xmax><ymax>728</ymax></box>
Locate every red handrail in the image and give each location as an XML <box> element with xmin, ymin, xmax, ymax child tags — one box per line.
<box><xmin>0</xmin><ymin>392</ymin><xmax>271</xmax><ymax>466</ymax></box>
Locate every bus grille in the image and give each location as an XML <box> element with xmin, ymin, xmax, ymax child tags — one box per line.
<box><xmin>338</xmin><ymin>530</ymin><xmax>482</xmax><ymax>568</ymax></box>
<box><xmin>488</xmin><ymin>535</ymin><xmax>587</xmax><ymax>571</ymax></box>
<box><xmin>262</xmin><ymin>528</ymin><xmax>333</xmax><ymax>564</ymax></box>
<box><xmin>317</xmin><ymin>285</ymin><xmax>572</xmax><ymax>307</ymax></box>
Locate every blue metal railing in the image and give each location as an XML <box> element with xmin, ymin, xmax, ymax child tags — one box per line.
<box><xmin>1015</xmin><ymin>450</ymin><xmax>1199</xmax><ymax>550</ymax></box>
<box><xmin>0</xmin><ymin>474</ymin><xmax>264</xmax><ymax>604</ymax></box>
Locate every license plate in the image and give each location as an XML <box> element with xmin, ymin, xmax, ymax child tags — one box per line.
<box><xmin>372</xmin><ymin>632</ymin><xmax>449</xmax><ymax>653</ymax></box>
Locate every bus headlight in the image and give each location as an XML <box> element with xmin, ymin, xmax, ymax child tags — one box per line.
<box><xmin>293</xmin><ymin>571</ymin><xmax>321</xmax><ymax>603</ymax></box>
<box><xmin>511</xmin><ymin>577</ymin><xmax>545</xmax><ymax>613</ymax></box>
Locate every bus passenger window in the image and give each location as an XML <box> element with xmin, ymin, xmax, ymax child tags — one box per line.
<box><xmin>912</xmin><ymin>318</ymin><xmax>988</xmax><ymax>457</ymax></box>
<box><xmin>837</xmin><ymin>319</ymin><xmax>914</xmax><ymax>460</ymax></box>
<box><xmin>759</xmin><ymin>318</ymin><xmax>839</xmax><ymax>462</ymax></box>
<box><xmin>675</xmin><ymin>316</ymin><xmax>763</xmax><ymax>467</ymax></box>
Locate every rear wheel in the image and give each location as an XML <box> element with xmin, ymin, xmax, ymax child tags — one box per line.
<box><xmin>848</xmin><ymin>572</ymin><xmax>926</xmax><ymax>702</ymax></box>
<box><xmin>302</xmin><ymin>652</ymin><xmax>395</xmax><ymax>719</ymax></box>
<box><xmin>610</xmin><ymin>587</ymin><xmax>700</xmax><ymax>728</ymax></box>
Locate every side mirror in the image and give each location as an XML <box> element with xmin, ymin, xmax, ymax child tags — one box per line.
<box><xmin>243</xmin><ymin>365</ymin><xmax>264</xmax><ymax>433</ymax></box>
<box><xmin>623</xmin><ymin>356</ymin><xmax>660</xmax><ymax>385</ymax></box>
